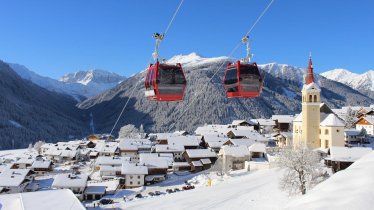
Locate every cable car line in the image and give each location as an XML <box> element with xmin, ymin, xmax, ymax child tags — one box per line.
<box><xmin>166</xmin><ymin>0</ymin><xmax>275</xmax><ymax>132</ymax></box>
<box><xmin>109</xmin><ymin>0</ymin><xmax>185</xmax><ymax>135</ymax></box>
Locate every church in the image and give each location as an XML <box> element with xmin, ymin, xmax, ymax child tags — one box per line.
<box><xmin>292</xmin><ymin>56</ymin><xmax>345</xmax><ymax>149</ymax></box>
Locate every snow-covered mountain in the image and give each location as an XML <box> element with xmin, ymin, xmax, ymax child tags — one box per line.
<box><xmin>321</xmin><ymin>69</ymin><xmax>374</xmax><ymax>92</ymax></box>
<box><xmin>8</xmin><ymin>63</ymin><xmax>126</xmax><ymax>99</ymax></box>
<box><xmin>78</xmin><ymin>53</ymin><xmax>374</xmax><ymax>135</ymax></box>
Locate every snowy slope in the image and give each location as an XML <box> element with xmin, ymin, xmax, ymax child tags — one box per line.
<box><xmin>124</xmin><ymin>169</ymin><xmax>290</xmax><ymax>210</ymax></box>
<box><xmin>321</xmin><ymin>69</ymin><xmax>374</xmax><ymax>91</ymax></box>
<box><xmin>285</xmin><ymin>151</ymin><xmax>374</xmax><ymax>210</ymax></box>
<box><xmin>258</xmin><ymin>63</ymin><xmax>306</xmax><ymax>83</ymax></box>
<box><xmin>8</xmin><ymin>63</ymin><xmax>126</xmax><ymax>98</ymax></box>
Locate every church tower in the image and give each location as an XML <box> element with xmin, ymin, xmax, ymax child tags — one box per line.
<box><xmin>300</xmin><ymin>55</ymin><xmax>321</xmax><ymax>148</ymax></box>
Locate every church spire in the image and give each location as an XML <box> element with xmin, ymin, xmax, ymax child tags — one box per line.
<box><xmin>305</xmin><ymin>54</ymin><xmax>314</xmax><ymax>84</ymax></box>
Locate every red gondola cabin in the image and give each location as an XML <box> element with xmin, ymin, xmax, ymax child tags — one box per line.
<box><xmin>145</xmin><ymin>61</ymin><xmax>187</xmax><ymax>101</ymax></box>
<box><xmin>223</xmin><ymin>61</ymin><xmax>263</xmax><ymax>98</ymax></box>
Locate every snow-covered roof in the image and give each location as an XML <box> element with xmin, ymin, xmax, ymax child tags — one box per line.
<box><xmin>195</xmin><ymin>124</ymin><xmax>231</xmax><ymax>136</ymax></box>
<box><xmin>121</xmin><ymin>162</ymin><xmax>148</xmax><ymax>175</ymax></box>
<box><xmin>84</xmin><ymin>186</ymin><xmax>106</xmax><ymax>195</ymax></box>
<box><xmin>302</xmin><ymin>82</ymin><xmax>320</xmax><ymax>91</ymax></box>
<box><xmin>94</xmin><ymin>141</ymin><xmax>118</xmax><ymax>153</ymax></box>
<box><xmin>139</xmin><ymin>153</ymin><xmax>169</xmax><ymax>169</ymax></box>
<box><xmin>119</xmin><ymin>138</ymin><xmax>152</xmax><ymax>151</ymax></box>
<box><xmin>320</xmin><ymin>113</ymin><xmax>345</xmax><ymax>127</ymax></box>
<box><xmin>100</xmin><ymin>165</ymin><xmax>121</xmax><ymax>172</ymax></box>
<box><xmin>254</xmin><ymin>119</ymin><xmax>276</xmax><ymax>126</ymax></box>
<box><xmin>15</xmin><ymin>157</ymin><xmax>35</xmax><ymax>165</ymax></box>
<box><xmin>228</xmin><ymin>139</ymin><xmax>257</xmax><ymax>147</ymax></box>
<box><xmin>167</xmin><ymin>136</ymin><xmax>200</xmax><ymax>147</ymax></box>
<box><xmin>0</xmin><ymin>189</ymin><xmax>85</xmax><ymax>210</ymax></box>
<box><xmin>293</xmin><ymin>113</ymin><xmax>303</xmax><ymax>122</ymax></box>
<box><xmin>231</xmin><ymin>120</ymin><xmax>255</xmax><ymax>126</ymax></box>
<box><xmin>344</xmin><ymin>129</ymin><xmax>361</xmax><ymax>136</ymax></box>
<box><xmin>96</xmin><ymin>156</ymin><xmax>130</xmax><ymax>166</ymax></box>
<box><xmin>327</xmin><ymin>146</ymin><xmax>372</xmax><ymax>162</ymax></box>
<box><xmin>31</xmin><ymin>160</ymin><xmax>52</xmax><ymax>169</ymax></box>
<box><xmin>172</xmin><ymin>162</ymin><xmax>190</xmax><ymax>167</ymax></box>
<box><xmin>185</xmin><ymin>149</ymin><xmax>217</xmax><ymax>158</ymax></box>
<box><xmin>155</xmin><ymin>144</ymin><xmax>185</xmax><ymax>153</ymax></box>
<box><xmin>0</xmin><ymin>169</ymin><xmax>31</xmax><ymax>187</ymax></box>
<box><xmin>286</xmin><ymin>151</ymin><xmax>374</xmax><ymax>210</ymax></box>
<box><xmin>221</xmin><ymin>145</ymin><xmax>250</xmax><ymax>157</ymax></box>
<box><xmin>200</xmin><ymin>158</ymin><xmax>212</xmax><ymax>165</ymax></box>
<box><xmin>248</xmin><ymin>143</ymin><xmax>266</xmax><ymax>153</ymax></box>
<box><xmin>61</xmin><ymin>150</ymin><xmax>77</xmax><ymax>158</ymax></box>
<box><xmin>52</xmin><ymin>173</ymin><xmax>88</xmax><ymax>188</ymax></box>
<box><xmin>191</xmin><ymin>161</ymin><xmax>203</xmax><ymax>167</ymax></box>
<box><xmin>271</xmin><ymin>115</ymin><xmax>295</xmax><ymax>123</ymax></box>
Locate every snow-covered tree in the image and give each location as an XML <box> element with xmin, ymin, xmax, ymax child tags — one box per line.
<box><xmin>277</xmin><ymin>142</ymin><xmax>325</xmax><ymax>195</ymax></box>
<box><xmin>28</xmin><ymin>143</ymin><xmax>33</xmax><ymax>153</ymax></box>
<box><xmin>33</xmin><ymin>140</ymin><xmax>44</xmax><ymax>154</ymax></box>
<box><xmin>118</xmin><ymin>124</ymin><xmax>140</xmax><ymax>139</ymax></box>
<box><xmin>344</xmin><ymin>107</ymin><xmax>357</xmax><ymax>129</ymax></box>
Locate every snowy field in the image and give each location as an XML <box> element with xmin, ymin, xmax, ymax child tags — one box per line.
<box><xmin>113</xmin><ymin>169</ymin><xmax>291</xmax><ymax>210</ymax></box>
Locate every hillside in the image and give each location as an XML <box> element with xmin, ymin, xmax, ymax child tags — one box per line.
<box><xmin>78</xmin><ymin>53</ymin><xmax>374</xmax><ymax>135</ymax></box>
<box><xmin>0</xmin><ymin>61</ymin><xmax>90</xmax><ymax>149</ymax></box>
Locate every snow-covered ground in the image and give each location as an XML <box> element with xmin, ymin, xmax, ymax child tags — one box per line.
<box><xmin>113</xmin><ymin>169</ymin><xmax>291</xmax><ymax>210</ymax></box>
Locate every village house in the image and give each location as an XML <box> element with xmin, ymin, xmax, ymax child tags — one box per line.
<box><xmin>172</xmin><ymin>162</ymin><xmax>191</xmax><ymax>172</ymax></box>
<box><xmin>84</xmin><ymin>186</ymin><xmax>106</xmax><ymax>201</ymax></box>
<box><xmin>0</xmin><ymin>169</ymin><xmax>35</xmax><ymax>194</ymax></box>
<box><xmin>183</xmin><ymin>149</ymin><xmax>218</xmax><ymax>164</ymax></box>
<box><xmin>12</xmin><ymin>157</ymin><xmax>34</xmax><ymax>169</ymax></box>
<box><xmin>355</xmin><ymin>116</ymin><xmax>374</xmax><ymax>136</ymax></box>
<box><xmin>119</xmin><ymin>138</ymin><xmax>152</xmax><ymax>162</ymax></box>
<box><xmin>139</xmin><ymin>153</ymin><xmax>169</xmax><ymax>183</ymax></box>
<box><xmin>95</xmin><ymin>156</ymin><xmax>130</xmax><ymax>169</ymax></box>
<box><xmin>344</xmin><ymin>129</ymin><xmax>368</xmax><ymax>144</ymax></box>
<box><xmin>219</xmin><ymin>145</ymin><xmax>251</xmax><ymax>173</ymax></box>
<box><xmin>252</xmin><ymin>119</ymin><xmax>276</xmax><ymax>134</ymax></box>
<box><xmin>320</xmin><ymin>114</ymin><xmax>346</xmax><ymax>149</ymax></box>
<box><xmin>272</xmin><ymin>132</ymin><xmax>293</xmax><ymax>147</ymax></box>
<box><xmin>325</xmin><ymin>146</ymin><xmax>372</xmax><ymax>172</ymax></box>
<box><xmin>94</xmin><ymin>141</ymin><xmax>119</xmax><ymax>156</ymax></box>
<box><xmin>271</xmin><ymin>115</ymin><xmax>295</xmax><ymax>132</ymax></box>
<box><xmin>30</xmin><ymin>159</ymin><xmax>53</xmax><ymax>175</ymax></box>
<box><xmin>99</xmin><ymin>165</ymin><xmax>122</xmax><ymax>179</ymax></box>
<box><xmin>224</xmin><ymin>138</ymin><xmax>256</xmax><ymax>147</ymax></box>
<box><xmin>166</xmin><ymin>135</ymin><xmax>200</xmax><ymax>149</ymax></box>
<box><xmin>248</xmin><ymin>143</ymin><xmax>266</xmax><ymax>158</ymax></box>
<box><xmin>194</xmin><ymin>124</ymin><xmax>231</xmax><ymax>136</ymax></box>
<box><xmin>201</xmin><ymin>134</ymin><xmax>229</xmax><ymax>152</ymax></box>
<box><xmin>52</xmin><ymin>173</ymin><xmax>88</xmax><ymax>200</ymax></box>
<box><xmin>154</xmin><ymin>144</ymin><xmax>185</xmax><ymax>161</ymax></box>
<box><xmin>121</xmin><ymin>162</ymin><xmax>148</xmax><ymax>188</ymax></box>
<box><xmin>231</xmin><ymin>120</ymin><xmax>256</xmax><ymax>128</ymax></box>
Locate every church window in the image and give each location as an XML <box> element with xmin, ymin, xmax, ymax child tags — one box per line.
<box><xmin>336</xmin><ymin>129</ymin><xmax>340</xmax><ymax>132</ymax></box>
<box><xmin>325</xmin><ymin>140</ymin><xmax>329</xmax><ymax>149</ymax></box>
<box><xmin>314</xmin><ymin>95</ymin><xmax>317</xmax><ymax>102</ymax></box>
<box><xmin>309</xmin><ymin>95</ymin><xmax>312</xmax><ymax>102</ymax></box>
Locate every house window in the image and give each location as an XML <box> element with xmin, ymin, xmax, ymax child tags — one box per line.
<box><xmin>138</xmin><ymin>176</ymin><xmax>141</xmax><ymax>179</ymax></box>
<box><xmin>325</xmin><ymin>129</ymin><xmax>329</xmax><ymax>135</ymax></box>
<box><xmin>130</xmin><ymin>176</ymin><xmax>133</xmax><ymax>179</ymax></box>
<box><xmin>314</xmin><ymin>95</ymin><xmax>317</xmax><ymax>102</ymax></box>
<box><xmin>130</xmin><ymin>181</ymin><xmax>133</xmax><ymax>185</ymax></box>
<box><xmin>138</xmin><ymin>181</ymin><xmax>141</xmax><ymax>185</ymax></box>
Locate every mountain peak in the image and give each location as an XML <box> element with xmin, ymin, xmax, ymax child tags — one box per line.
<box><xmin>60</xmin><ymin>69</ymin><xmax>125</xmax><ymax>85</ymax></box>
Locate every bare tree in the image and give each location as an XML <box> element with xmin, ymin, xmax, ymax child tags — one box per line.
<box><xmin>118</xmin><ymin>124</ymin><xmax>140</xmax><ymax>139</ymax></box>
<box><xmin>277</xmin><ymin>142</ymin><xmax>325</xmax><ymax>195</ymax></box>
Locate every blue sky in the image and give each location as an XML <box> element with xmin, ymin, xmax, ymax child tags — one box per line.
<box><xmin>0</xmin><ymin>0</ymin><xmax>373</xmax><ymax>79</ymax></box>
